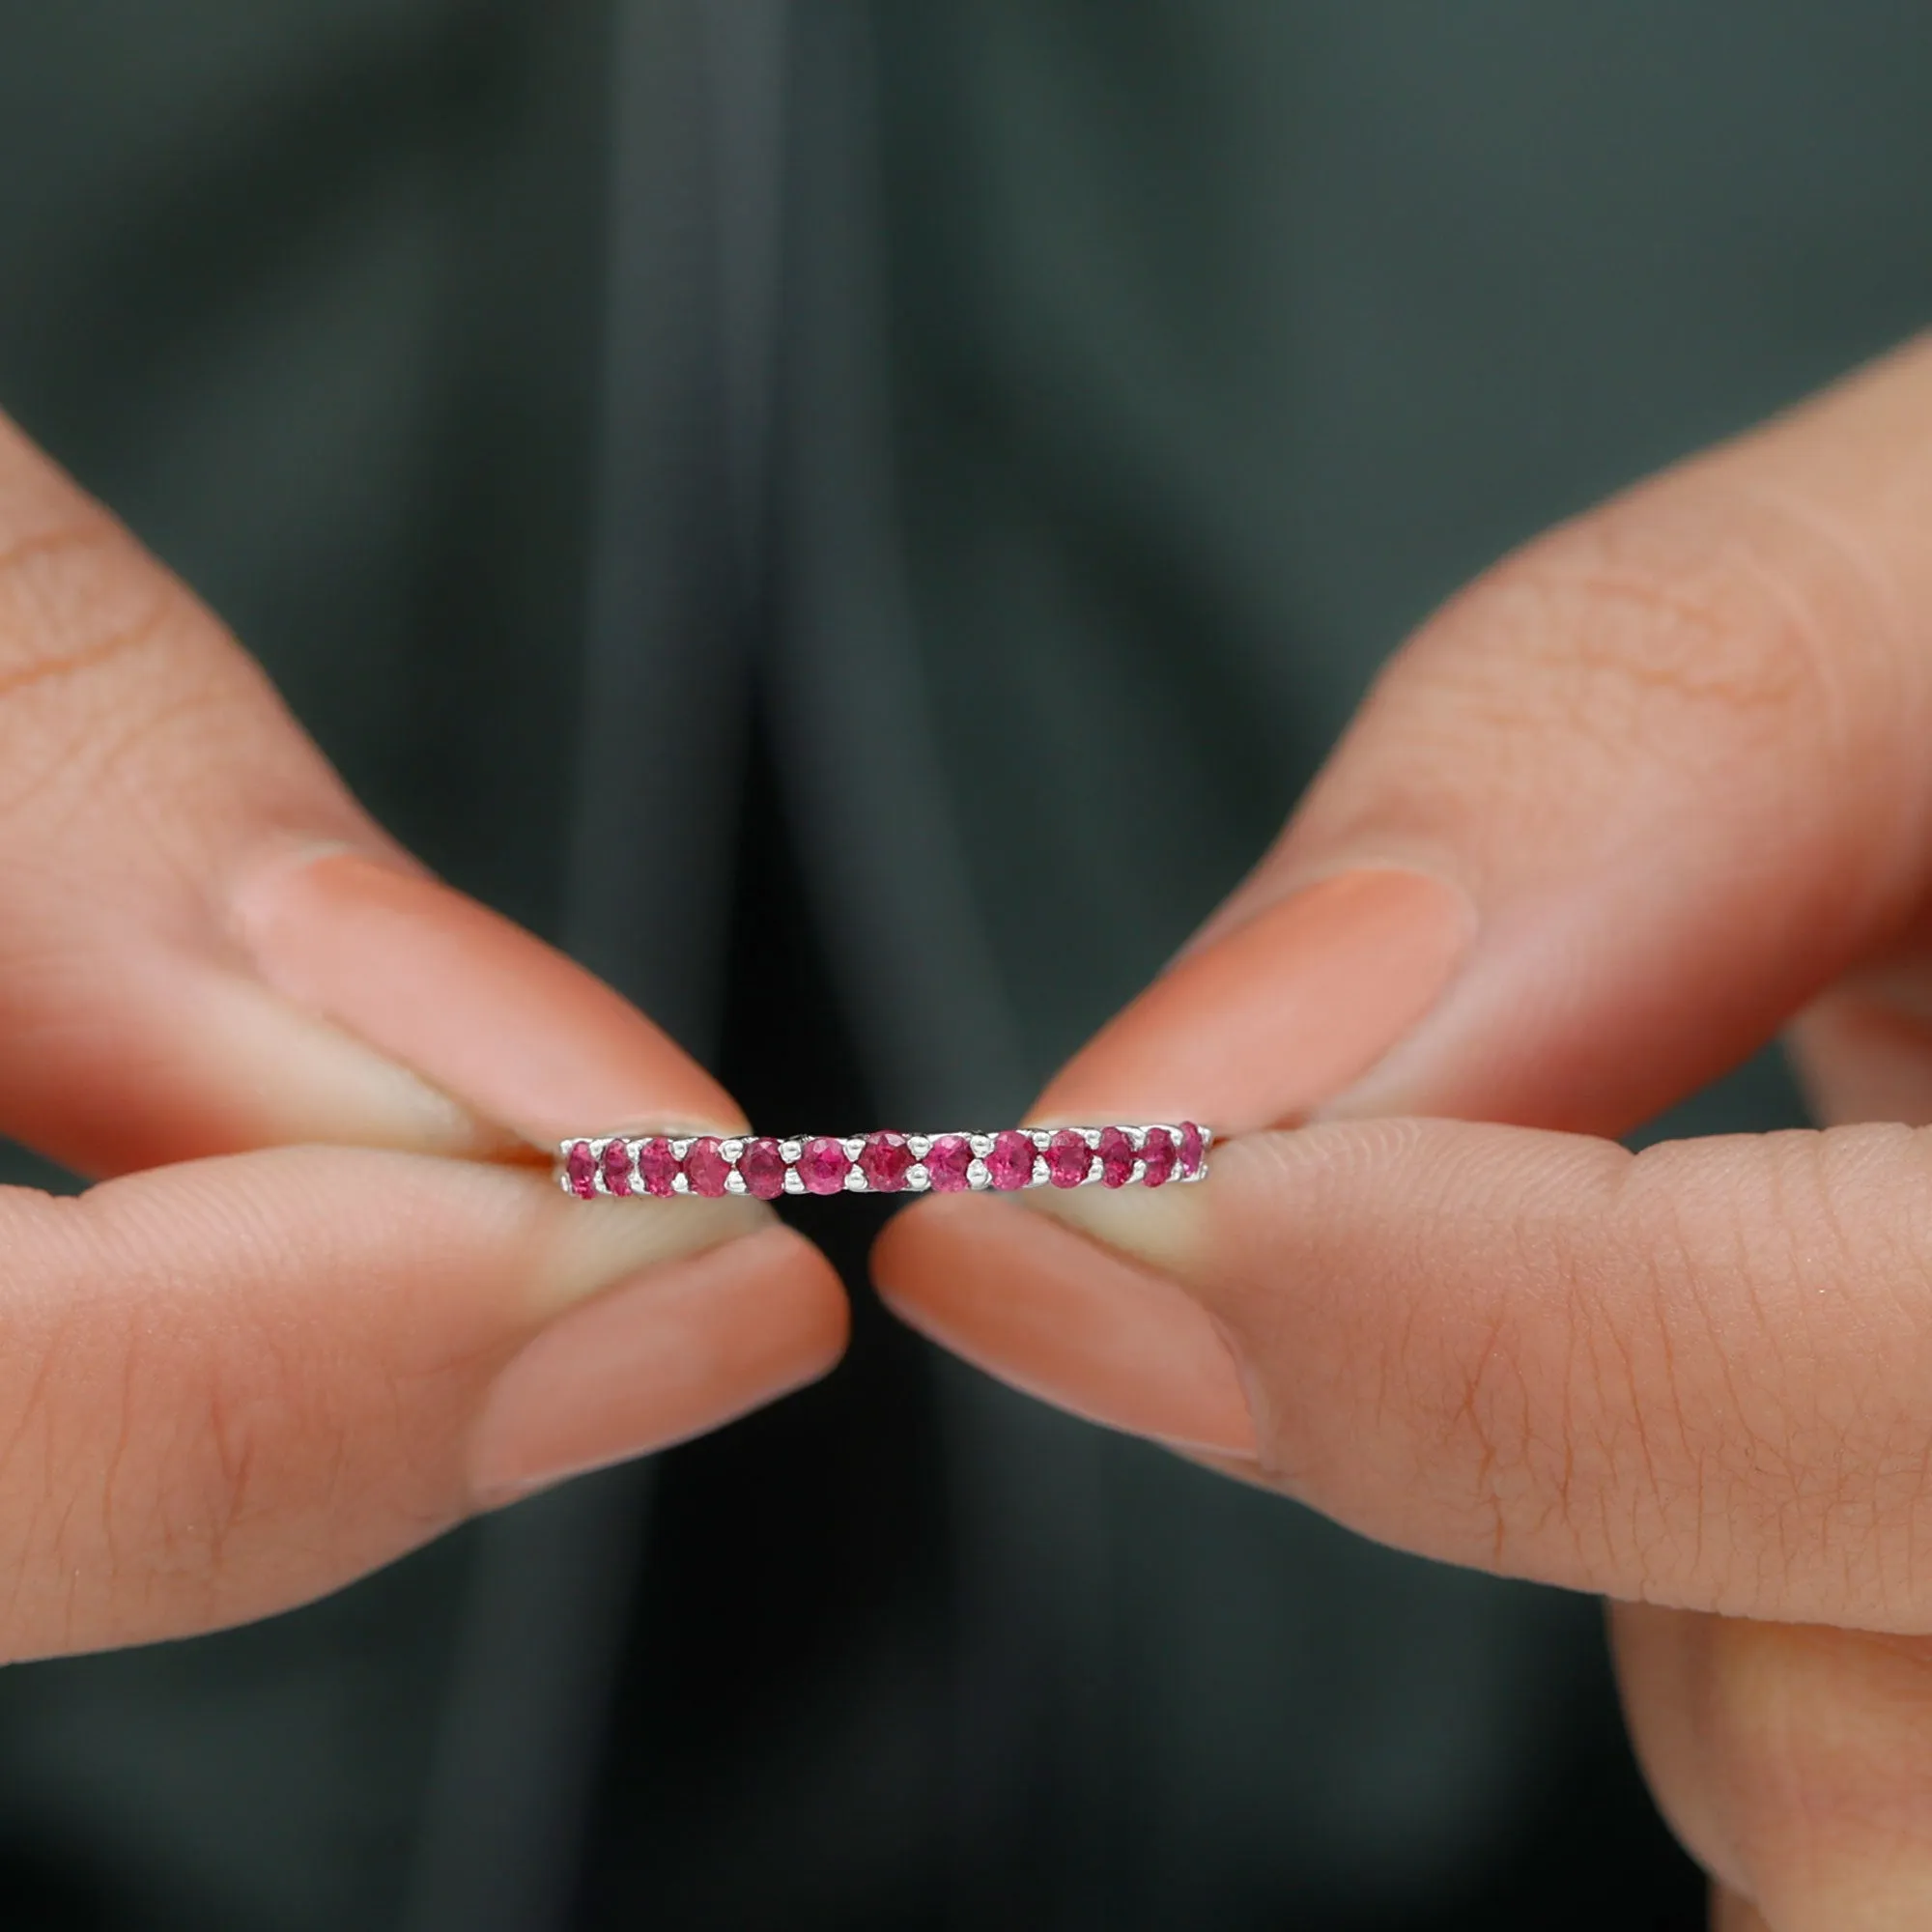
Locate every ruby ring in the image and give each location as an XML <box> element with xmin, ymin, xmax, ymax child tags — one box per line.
<box><xmin>558</xmin><ymin>1122</ymin><xmax>1212</xmax><ymax>1201</ymax></box>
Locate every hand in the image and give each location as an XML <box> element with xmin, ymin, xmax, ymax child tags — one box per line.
<box><xmin>879</xmin><ymin>334</ymin><xmax>1932</xmax><ymax>1927</ymax></box>
<box><xmin>0</xmin><ymin>414</ymin><xmax>844</xmax><ymax>1658</ymax></box>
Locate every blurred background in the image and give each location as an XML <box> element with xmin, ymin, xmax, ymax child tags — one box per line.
<box><xmin>1</xmin><ymin>2</ymin><xmax>1929</xmax><ymax>1925</ymax></box>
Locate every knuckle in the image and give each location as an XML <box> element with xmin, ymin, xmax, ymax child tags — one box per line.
<box><xmin>1430</xmin><ymin>1230</ymin><xmax>1695</xmax><ymax>1595</ymax></box>
<box><xmin>157</xmin><ymin>1334</ymin><xmax>314</xmax><ymax>1583</ymax></box>
<box><xmin>48</xmin><ymin>1311</ymin><xmax>322</xmax><ymax>1620</ymax></box>
<box><xmin>0</xmin><ymin>507</ymin><xmax>175</xmax><ymax>702</ymax></box>
<box><xmin>1385</xmin><ymin>1181</ymin><xmax>1630</xmax><ymax>1583</ymax></box>
<box><xmin>136</xmin><ymin>1316</ymin><xmax>456</xmax><ymax>1600</ymax></box>
<box><xmin>1602</xmin><ymin>1137</ymin><xmax>1859</xmax><ymax>1613</ymax></box>
<box><xmin>1386</xmin><ymin>1129</ymin><xmax>1931</xmax><ymax>1612</ymax></box>
<box><xmin>0</xmin><ymin>1227</ymin><xmax>374</xmax><ymax>1649</ymax></box>
<box><xmin>1609</xmin><ymin>1128</ymin><xmax>1932</xmax><ymax>1622</ymax></box>
<box><xmin>0</xmin><ymin>494</ymin><xmax>244</xmax><ymax>831</ymax></box>
<box><xmin>1402</xmin><ymin>479</ymin><xmax>1918</xmax><ymax>802</ymax></box>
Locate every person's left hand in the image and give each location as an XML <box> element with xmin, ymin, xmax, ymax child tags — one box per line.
<box><xmin>0</xmin><ymin>412</ymin><xmax>847</xmax><ymax>1661</ymax></box>
<box><xmin>877</xmin><ymin>335</ymin><xmax>1932</xmax><ymax>1929</ymax></box>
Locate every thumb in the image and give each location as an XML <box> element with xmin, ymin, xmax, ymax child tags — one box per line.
<box><xmin>1037</xmin><ymin>333</ymin><xmax>1932</xmax><ymax>1142</ymax></box>
<box><xmin>0</xmin><ymin>410</ymin><xmax>732</xmax><ymax>1176</ymax></box>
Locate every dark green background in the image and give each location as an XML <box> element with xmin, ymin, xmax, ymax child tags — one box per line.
<box><xmin>0</xmin><ymin>4</ymin><xmax>1919</xmax><ymax>1925</ymax></box>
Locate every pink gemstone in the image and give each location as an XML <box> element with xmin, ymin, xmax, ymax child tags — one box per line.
<box><xmin>600</xmin><ymin>1138</ymin><xmax>634</xmax><ymax>1195</ymax></box>
<box><xmin>1097</xmin><ymin>1126</ymin><xmax>1135</xmax><ymax>1188</ymax></box>
<box><xmin>1179</xmin><ymin>1122</ymin><xmax>1206</xmax><ymax>1177</ymax></box>
<box><xmin>1045</xmin><ymin>1128</ymin><xmax>1093</xmax><ymax>1188</ymax></box>
<box><xmin>739</xmin><ymin>1137</ymin><xmax>786</xmax><ymax>1200</ymax></box>
<box><xmin>635</xmin><ymin>1137</ymin><xmax>679</xmax><ymax>1197</ymax></box>
<box><xmin>987</xmin><ymin>1129</ymin><xmax>1037</xmax><ymax>1192</ymax></box>
<box><xmin>925</xmin><ymin>1134</ymin><xmax>973</xmax><ymax>1192</ymax></box>
<box><xmin>564</xmin><ymin>1140</ymin><xmax>597</xmax><ymax>1199</ymax></box>
<box><xmin>860</xmin><ymin>1131</ymin><xmax>914</xmax><ymax>1193</ymax></box>
<box><xmin>797</xmin><ymin>1137</ymin><xmax>852</xmax><ymax>1196</ymax></box>
<box><xmin>1141</xmin><ymin>1126</ymin><xmax>1177</xmax><ymax>1187</ymax></box>
<box><xmin>684</xmin><ymin>1136</ymin><xmax>730</xmax><ymax>1198</ymax></box>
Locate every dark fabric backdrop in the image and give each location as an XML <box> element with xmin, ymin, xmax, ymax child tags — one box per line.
<box><xmin>0</xmin><ymin>4</ymin><xmax>1924</xmax><ymax>1926</ymax></box>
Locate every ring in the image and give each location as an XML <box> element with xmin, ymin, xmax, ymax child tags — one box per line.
<box><xmin>557</xmin><ymin>1122</ymin><xmax>1212</xmax><ymax>1200</ymax></box>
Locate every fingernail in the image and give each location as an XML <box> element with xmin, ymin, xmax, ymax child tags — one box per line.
<box><xmin>1035</xmin><ymin>868</ymin><xmax>1474</xmax><ymax>1134</ymax></box>
<box><xmin>233</xmin><ymin>849</ymin><xmax>742</xmax><ymax>1148</ymax></box>
<box><xmin>871</xmin><ymin>869</ymin><xmax>1467</xmax><ymax>1453</ymax></box>
<box><xmin>470</xmin><ymin>1225</ymin><xmax>847</xmax><ymax>1505</ymax></box>
<box><xmin>873</xmin><ymin>1195</ymin><xmax>1254</xmax><ymax>1456</ymax></box>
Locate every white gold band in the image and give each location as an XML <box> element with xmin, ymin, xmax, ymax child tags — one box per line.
<box><xmin>558</xmin><ymin>1122</ymin><xmax>1212</xmax><ymax>1201</ymax></box>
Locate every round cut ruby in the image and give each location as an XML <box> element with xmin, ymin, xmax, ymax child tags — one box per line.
<box><xmin>1141</xmin><ymin>1126</ymin><xmax>1177</xmax><ymax>1187</ymax></box>
<box><xmin>1179</xmin><ymin>1122</ymin><xmax>1206</xmax><ymax>1177</ymax></box>
<box><xmin>1045</xmin><ymin>1128</ymin><xmax>1093</xmax><ymax>1188</ymax></box>
<box><xmin>635</xmin><ymin>1137</ymin><xmax>679</xmax><ymax>1197</ymax></box>
<box><xmin>925</xmin><ymin>1135</ymin><xmax>973</xmax><ymax>1192</ymax></box>
<box><xmin>987</xmin><ymin>1129</ymin><xmax>1037</xmax><ymax>1191</ymax></box>
<box><xmin>798</xmin><ymin>1137</ymin><xmax>852</xmax><ymax>1196</ymax></box>
<box><xmin>739</xmin><ymin>1137</ymin><xmax>786</xmax><ymax>1199</ymax></box>
<box><xmin>1097</xmin><ymin>1126</ymin><xmax>1135</xmax><ymax>1188</ymax></box>
<box><xmin>684</xmin><ymin>1137</ymin><xmax>730</xmax><ymax>1198</ymax></box>
<box><xmin>599</xmin><ymin>1138</ymin><xmax>634</xmax><ymax>1195</ymax></box>
<box><xmin>564</xmin><ymin>1140</ymin><xmax>598</xmax><ymax>1199</ymax></box>
<box><xmin>860</xmin><ymin>1132</ymin><xmax>914</xmax><ymax>1193</ymax></box>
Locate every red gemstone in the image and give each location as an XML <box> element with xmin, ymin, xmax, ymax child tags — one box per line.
<box><xmin>860</xmin><ymin>1131</ymin><xmax>914</xmax><ymax>1193</ymax></box>
<box><xmin>635</xmin><ymin>1137</ymin><xmax>679</xmax><ymax>1197</ymax></box>
<box><xmin>985</xmin><ymin>1129</ymin><xmax>1035</xmax><ymax>1191</ymax></box>
<box><xmin>798</xmin><ymin>1137</ymin><xmax>852</xmax><ymax>1195</ymax></box>
<box><xmin>925</xmin><ymin>1135</ymin><xmax>973</xmax><ymax>1192</ymax></box>
<box><xmin>1179</xmin><ymin>1122</ymin><xmax>1206</xmax><ymax>1177</ymax></box>
<box><xmin>1045</xmin><ymin>1129</ymin><xmax>1093</xmax><ymax>1188</ymax></box>
<box><xmin>1141</xmin><ymin>1126</ymin><xmax>1177</xmax><ymax>1187</ymax></box>
<box><xmin>738</xmin><ymin>1138</ymin><xmax>786</xmax><ymax>1199</ymax></box>
<box><xmin>1097</xmin><ymin>1126</ymin><xmax>1135</xmax><ymax>1187</ymax></box>
<box><xmin>564</xmin><ymin>1140</ymin><xmax>597</xmax><ymax>1199</ymax></box>
<box><xmin>600</xmin><ymin>1138</ymin><xmax>634</xmax><ymax>1195</ymax></box>
<box><xmin>684</xmin><ymin>1137</ymin><xmax>730</xmax><ymax>1197</ymax></box>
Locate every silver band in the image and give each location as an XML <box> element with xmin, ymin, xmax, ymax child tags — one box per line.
<box><xmin>557</xmin><ymin>1122</ymin><xmax>1212</xmax><ymax>1201</ymax></box>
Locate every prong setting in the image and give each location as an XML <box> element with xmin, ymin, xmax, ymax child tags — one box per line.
<box><xmin>556</xmin><ymin>1124</ymin><xmax>1212</xmax><ymax>1198</ymax></box>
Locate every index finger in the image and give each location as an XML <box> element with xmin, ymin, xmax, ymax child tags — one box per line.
<box><xmin>882</xmin><ymin>1117</ymin><xmax>1932</xmax><ymax>1631</ymax></box>
<box><xmin>0</xmin><ymin>1149</ymin><xmax>843</xmax><ymax>1659</ymax></box>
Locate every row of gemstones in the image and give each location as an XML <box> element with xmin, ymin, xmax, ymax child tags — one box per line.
<box><xmin>560</xmin><ymin>1123</ymin><xmax>1209</xmax><ymax>1201</ymax></box>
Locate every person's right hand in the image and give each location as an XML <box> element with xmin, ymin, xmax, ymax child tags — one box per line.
<box><xmin>878</xmin><ymin>334</ymin><xmax>1932</xmax><ymax>1928</ymax></box>
<box><xmin>0</xmin><ymin>414</ymin><xmax>845</xmax><ymax>1659</ymax></box>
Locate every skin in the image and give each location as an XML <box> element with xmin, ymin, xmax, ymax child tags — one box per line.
<box><xmin>880</xmin><ymin>335</ymin><xmax>1932</xmax><ymax>1927</ymax></box>
<box><xmin>12</xmin><ymin>297</ymin><xmax>1932</xmax><ymax>1919</ymax></box>
<box><xmin>0</xmin><ymin>411</ymin><xmax>848</xmax><ymax>1656</ymax></box>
